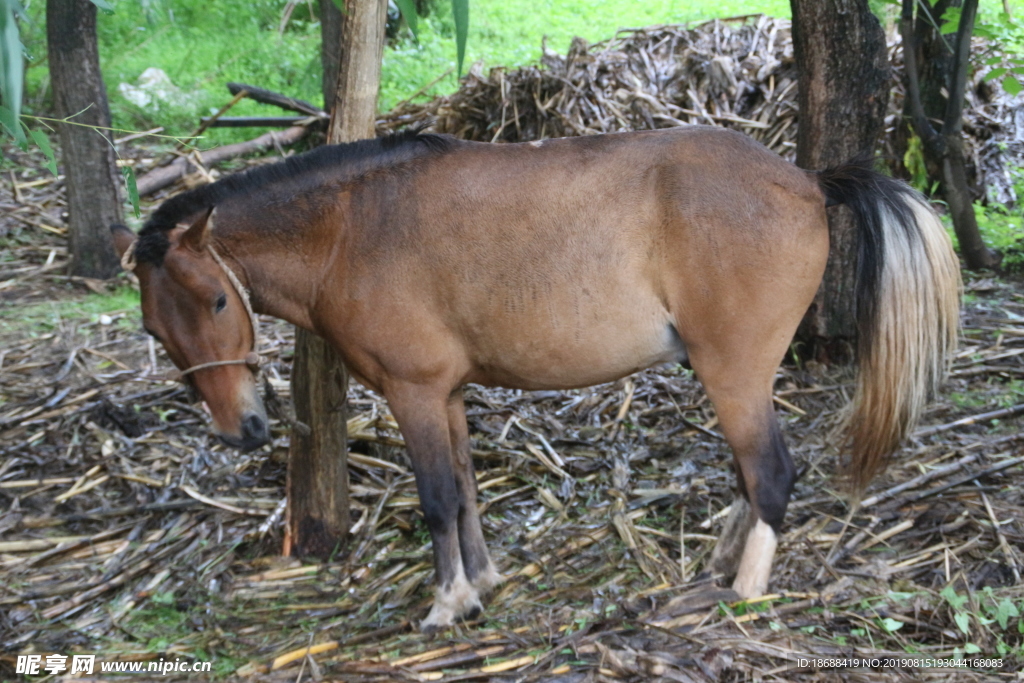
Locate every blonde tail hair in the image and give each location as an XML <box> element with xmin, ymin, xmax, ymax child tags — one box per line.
<box><xmin>817</xmin><ymin>159</ymin><xmax>961</xmax><ymax>492</ymax></box>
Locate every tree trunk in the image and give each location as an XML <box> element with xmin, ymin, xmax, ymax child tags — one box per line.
<box><xmin>892</xmin><ymin>0</ymin><xmax>956</xmax><ymax>180</ymax></box>
<box><xmin>286</xmin><ymin>0</ymin><xmax>387</xmax><ymax>559</ymax></box>
<box><xmin>47</xmin><ymin>0</ymin><xmax>123</xmax><ymax>279</ymax></box>
<box><xmin>790</xmin><ymin>0</ymin><xmax>890</xmax><ymax>363</ymax></box>
<box><xmin>900</xmin><ymin>0</ymin><xmax>1000</xmax><ymax>270</ymax></box>
<box><xmin>320</xmin><ymin>0</ymin><xmax>344</xmax><ymax>111</ymax></box>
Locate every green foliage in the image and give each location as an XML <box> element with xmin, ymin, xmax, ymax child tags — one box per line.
<box><xmin>880</xmin><ymin>617</ymin><xmax>904</xmax><ymax>633</ymax></box>
<box><xmin>394</xmin><ymin>0</ymin><xmax>420</xmax><ymax>38</ymax></box>
<box><xmin>950</xmin><ymin>378</ymin><xmax>1024</xmax><ymax>413</ymax></box>
<box><xmin>28</xmin><ymin>128</ymin><xmax>55</xmax><ymax>174</ymax></box>
<box><xmin>973</xmin><ymin>199</ymin><xmax>1024</xmax><ymax>273</ymax></box>
<box><xmin>451</xmin><ymin>0</ymin><xmax>469</xmax><ymax>76</ymax></box>
<box><xmin>941</xmin><ymin>5</ymin><xmax>1024</xmax><ymax>95</ymax></box>
<box><xmin>122</xmin><ymin>165</ymin><xmax>140</xmax><ymax>217</ymax></box>
<box><xmin>941</xmin><ymin>585</ymin><xmax>1024</xmax><ymax>658</ymax></box>
<box><xmin>940</xmin><ymin>164</ymin><xmax>1024</xmax><ymax>272</ymax></box>
<box><xmin>903</xmin><ymin>130</ymin><xmax>930</xmax><ymax>192</ymax></box>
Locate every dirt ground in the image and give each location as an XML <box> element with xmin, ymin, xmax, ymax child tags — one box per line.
<box><xmin>2</xmin><ymin>142</ymin><xmax>1024</xmax><ymax>682</ymax></box>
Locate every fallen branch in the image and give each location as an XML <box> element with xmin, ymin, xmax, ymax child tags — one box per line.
<box><xmin>227</xmin><ymin>82</ymin><xmax>326</xmax><ymax>117</ymax></box>
<box><xmin>910</xmin><ymin>454</ymin><xmax>1024</xmax><ymax>502</ymax></box>
<box><xmin>915</xmin><ymin>403</ymin><xmax>1024</xmax><ymax>438</ymax></box>
<box><xmin>201</xmin><ymin>115</ymin><xmax>313</xmax><ymax>128</ymax></box>
<box><xmin>136</xmin><ymin>124</ymin><xmax>310</xmax><ymax>197</ymax></box>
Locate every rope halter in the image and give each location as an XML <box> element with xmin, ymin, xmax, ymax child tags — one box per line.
<box><xmin>122</xmin><ymin>238</ymin><xmax>264</xmax><ymax>383</ymax></box>
<box><xmin>171</xmin><ymin>246</ymin><xmax>265</xmax><ymax>382</ymax></box>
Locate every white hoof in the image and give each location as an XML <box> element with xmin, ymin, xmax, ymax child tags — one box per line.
<box><xmin>731</xmin><ymin>519</ymin><xmax>777</xmax><ymax>600</ymax></box>
<box><xmin>420</xmin><ymin>572</ymin><xmax>483</xmax><ymax>632</ymax></box>
<box><xmin>471</xmin><ymin>563</ymin><xmax>503</xmax><ymax>595</ymax></box>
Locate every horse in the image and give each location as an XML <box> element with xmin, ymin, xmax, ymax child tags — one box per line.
<box><xmin>110</xmin><ymin>126</ymin><xmax>960</xmax><ymax>631</ymax></box>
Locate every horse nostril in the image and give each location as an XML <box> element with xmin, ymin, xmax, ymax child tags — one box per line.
<box><xmin>242</xmin><ymin>413</ymin><xmax>268</xmax><ymax>442</ymax></box>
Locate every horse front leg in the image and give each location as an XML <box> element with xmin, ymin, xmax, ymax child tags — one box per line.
<box><xmin>447</xmin><ymin>390</ymin><xmax>502</xmax><ymax>594</ymax></box>
<box><xmin>387</xmin><ymin>385</ymin><xmax>483</xmax><ymax>632</ymax></box>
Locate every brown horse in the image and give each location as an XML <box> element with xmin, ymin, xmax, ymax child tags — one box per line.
<box><xmin>111</xmin><ymin>126</ymin><xmax>960</xmax><ymax>631</ymax></box>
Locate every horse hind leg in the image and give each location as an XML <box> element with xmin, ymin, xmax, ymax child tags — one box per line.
<box><xmin>729</xmin><ymin>418</ymin><xmax>793</xmax><ymax>598</ymax></box>
<box><xmin>695</xmin><ymin>361</ymin><xmax>797</xmax><ymax>599</ymax></box>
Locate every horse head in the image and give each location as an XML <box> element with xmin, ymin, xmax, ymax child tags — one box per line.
<box><xmin>111</xmin><ymin>210</ymin><xmax>270</xmax><ymax>451</ymax></box>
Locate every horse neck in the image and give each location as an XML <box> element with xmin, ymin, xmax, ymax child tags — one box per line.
<box><xmin>212</xmin><ymin>217</ymin><xmax>337</xmax><ymax>333</ymax></box>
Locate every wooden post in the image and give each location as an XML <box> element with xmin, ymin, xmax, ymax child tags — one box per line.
<box><xmin>287</xmin><ymin>331</ymin><xmax>350</xmax><ymax>558</ymax></box>
<box><xmin>286</xmin><ymin>0</ymin><xmax>388</xmax><ymax>559</ymax></box>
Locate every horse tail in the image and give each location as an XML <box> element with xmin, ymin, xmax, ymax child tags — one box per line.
<box><xmin>816</xmin><ymin>158</ymin><xmax>961</xmax><ymax>493</ymax></box>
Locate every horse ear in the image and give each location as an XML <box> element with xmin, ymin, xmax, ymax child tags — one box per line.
<box><xmin>181</xmin><ymin>207</ymin><xmax>214</xmax><ymax>253</ymax></box>
<box><xmin>110</xmin><ymin>224</ymin><xmax>137</xmax><ymax>259</ymax></box>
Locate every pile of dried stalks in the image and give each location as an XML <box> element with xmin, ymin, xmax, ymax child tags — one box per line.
<box><xmin>380</xmin><ymin>17</ymin><xmax>799</xmax><ymax>155</ymax></box>
<box><xmin>379</xmin><ymin>15</ymin><xmax>1024</xmax><ymax>206</ymax></box>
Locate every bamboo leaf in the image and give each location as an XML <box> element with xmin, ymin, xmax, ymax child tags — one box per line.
<box><xmin>1002</xmin><ymin>74</ymin><xmax>1022</xmax><ymax>96</ymax></box>
<box><xmin>996</xmin><ymin>598</ymin><xmax>1019</xmax><ymax>630</ymax></box>
<box><xmin>880</xmin><ymin>617</ymin><xmax>904</xmax><ymax>633</ymax></box>
<box><xmin>451</xmin><ymin>0</ymin><xmax>469</xmax><ymax>77</ymax></box>
<box><xmin>939</xmin><ymin>5</ymin><xmax>962</xmax><ymax>34</ymax></box>
<box><xmin>394</xmin><ymin>0</ymin><xmax>418</xmax><ymax>39</ymax></box>
<box><xmin>29</xmin><ymin>129</ymin><xmax>57</xmax><ymax>175</ymax></box>
<box><xmin>984</xmin><ymin>67</ymin><xmax>1008</xmax><ymax>81</ymax></box>
<box><xmin>0</xmin><ymin>0</ymin><xmax>25</xmax><ymax>143</ymax></box>
<box><xmin>122</xmin><ymin>166</ymin><xmax>140</xmax><ymax>218</ymax></box>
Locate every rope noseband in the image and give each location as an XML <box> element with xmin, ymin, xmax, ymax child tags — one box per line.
<box><xmin>123</xmin><ymin>239</ymin><xmax>264</xmax><ymax>382</ymax></box>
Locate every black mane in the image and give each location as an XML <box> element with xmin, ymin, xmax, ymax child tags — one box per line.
<box><xmin>133</xmin><ymin>128</ymin><xmax>454</xmax><ymax>266</ymax></box>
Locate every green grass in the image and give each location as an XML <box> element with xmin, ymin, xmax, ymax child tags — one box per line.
<box><xmin>19</xmin><ymin>0</ymin><xmax>789</xmax><ymax>147</ymax></box>
<box><xmin>0</xmin><ymin>287</ymin><xmax>140</xmax><ymax>336</ymax></box>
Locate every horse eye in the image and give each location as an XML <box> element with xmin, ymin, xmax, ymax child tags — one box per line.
<box><xmin>215</xmin><ymin>294</ymin><xmax>227</xmax><ymax>313</ymax></box>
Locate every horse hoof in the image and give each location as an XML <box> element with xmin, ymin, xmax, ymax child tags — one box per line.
<box><xmin>420</xmin><ymin>582</ymin><xmax>484</xmax><ymax>633</ymax></box>
<box><xmin>471</xmin><ymin>564</ymin><xmax>504</xmax><ymax>595</ymax></box>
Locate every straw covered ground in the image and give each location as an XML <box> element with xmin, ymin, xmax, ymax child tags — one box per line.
<box><xmin>4</xmin><ymin>15</ymin><xmax>1024</xmax><ymax>683</ymax></box>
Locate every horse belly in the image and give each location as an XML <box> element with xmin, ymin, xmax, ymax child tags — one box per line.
<box><xmin>466</xmin><ymin>296</ymin><xmax>685</xmax><ymax>390</ymax></box>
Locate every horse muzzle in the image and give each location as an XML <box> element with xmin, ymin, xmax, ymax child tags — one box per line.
<box><xmin>217</xmin><ymin>411</ymin><xmax>270</xmax><ymax>452</ymax></box>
